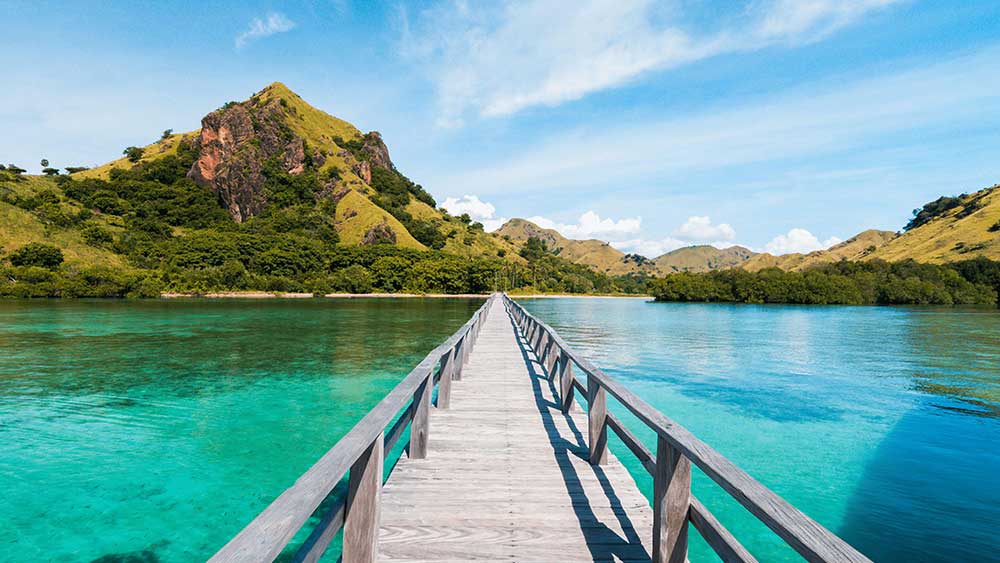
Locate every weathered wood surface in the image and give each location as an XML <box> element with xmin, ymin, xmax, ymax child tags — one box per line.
<box><xmin>378</xmin><ymin>298</ymin><xmax>653</xmax><ymax>562</ymax></box>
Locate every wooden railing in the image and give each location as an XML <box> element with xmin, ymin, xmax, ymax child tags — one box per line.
<box><xmin>209</xmin><ymin>294</ymin><xmax>496</xmax><ymax>563</ymax></box>
<box><xmin>503</xmin><ymin>294</ymin><xmax>872</xmax><ymax>563</ymax></box>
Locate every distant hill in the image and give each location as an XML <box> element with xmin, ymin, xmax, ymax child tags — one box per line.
<box><xmin>495</xmin><ymin>218</ymin><xmax>637</xmax><ymax>274</ymax></box>
<box><xmin>742</xmin><ymin>229</ymin><xmax>896</xmax><ymax>272</ymax></box>
<box><xmin>867</xmin><ymin>185</ymin><xmax>1000</xmax><ymax>263</ymax></box>
<box><xmin>496</xmin><ymin>218</ymin><xmax>758</xmax><ymax>274</ymax></box>
<box><xmin>654</xmin><ymin>245</ymin><xmax>755</xmax><ymax>273</ymax></box>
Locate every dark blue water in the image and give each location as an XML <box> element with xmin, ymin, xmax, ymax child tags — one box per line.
<box><xmin>521</xmin><ymin>297</ymin><xmax>1000</xmax><ymax>562</ymax></box>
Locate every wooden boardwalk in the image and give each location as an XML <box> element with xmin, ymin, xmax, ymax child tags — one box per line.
<box><xmin>210</xmin><ymin>294</ymin><xmax>871</xmax><ymax>563</ymax></box>
<box><xmin>378</xmin><ymin>298</ymin><xmax>653</xmax><ymax>562</ymax></box>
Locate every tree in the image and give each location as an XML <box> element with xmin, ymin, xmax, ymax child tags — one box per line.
<box><xmin>64</xmin><ymin>167</ymin><xmax>90</xmax><ymax>174</ymax></box>
<box><xmin>40</xmin><ymin>158</ymin><xmax>49</xmax><ymax>168</ymax></box>
<box><xmin>161</xmin><ymin>129</ymin><xmax>174</xmax><ymax>140</ymax></box>
<box><xmin>9</xmin><ymin>243</ymin><xmax>65</xmax><ymax>269</ymax></box>
<box><xmin>6</xmin><ymin>164</ymin><xmax>26</xmax><ymax>175</ymax></box>
<box><xmin>123</xmin><ymin>146</ymin><xmax>144</xmax><ymax>163</ymax></box>
<box><xmin>41</xmin><ymin>167</ymin><xmax>60</xmax><ymax>176</ymax></box>
<box><xmin>519</xmin><ymin>236</ymin><xmax>549</xmax><ymax>262</ymax></box>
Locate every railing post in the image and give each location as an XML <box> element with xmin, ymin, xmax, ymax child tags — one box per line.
<box><xmin>438</xmin><ymin>349</ymin><xmax>455</xmax><ymax>408</ymax></box>
<box><xmin>558</xmin><ymin>351</ymin><xmax>574</xmax><ymax>413</ymax></box>
<box><xmin>342</xmin><ymin>433</ymin><xmax>383</xmax><ymax>563</ymax></box>
<box><xmin>587</xmin><ymin>378</ymin><xmax>607</xmax><ymax>465</ymax></box>
<box><xmin>653</xmin><ymin>435</ymin><xmax>691</xmax><ymax>563</ymax></box>
<box><xmin>534</xmin><ymin>331</ymin><xmax>547</xmax><ymax>364</ymax></box>
<box><xmin>533</xmin><ymin>328</ymin><xmax>545</xmax><ymax>357</ymax></box>
<box><xmin>409</xmin><ymin>372</ymin><xmax>432</xmax><ymax>458</ymax></box>
<box><xmin>546</xmin><ymin>340</ymin><xmax>559</xmax><ymax>379</ymax></box>
<box><xmin>452</xmin><ymin>337</ymin><xmax>465</xmax><ymax>381</ymax></box>
<box><xmin>461</xmin><ymin>332</ymin><xmax>470</xmax><ymax>367</ymax></box>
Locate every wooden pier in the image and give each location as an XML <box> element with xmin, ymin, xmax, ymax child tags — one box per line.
<box><xmin>210</xmin><ymin>294</ymin><xmax>872</xmax><ymax>563</ymax></box>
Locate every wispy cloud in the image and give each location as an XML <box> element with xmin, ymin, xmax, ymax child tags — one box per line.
<box><xmin>422</xmin><ymin>45</ymin><xmax>1000</xmax><ymax>199</ymax></box>
<box><xmin>235</xmin><ymin>13</ymin><xmax>296</xmax><ymax>49</ymax></box>
<box><xmin>401</xmin><ymin>0</ymin><xmax>900</xmax><ymax>124</ymax></box>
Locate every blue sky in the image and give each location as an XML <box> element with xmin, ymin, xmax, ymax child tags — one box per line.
<box><xmin>2</xmin><ymin>1</ymin><xmax>999</xmax><ymax>256</ymax></box>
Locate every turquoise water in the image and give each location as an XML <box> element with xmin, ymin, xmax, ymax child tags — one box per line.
<box><xmin>520</xmin><ymin>297</ymin><xmax>1000</xmax><ymax>562</ymax></box>
<box><xmin>3</xmin><ymin>298</ymin><xmax>998</xmax><ymax>562</ymax></box>
<box><xmin>0</xmin><ymin>298</ymin><xmax>482</xmax><ymax>563</ymax></box>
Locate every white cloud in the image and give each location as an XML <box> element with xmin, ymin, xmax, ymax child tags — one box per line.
<box><xmin>401</xmin><ymin>0</ymin><xmax>900</xmax><ymax>123</ymax></box>
<box><xmin>609</xmin><ymin>215</ymin><xmax>740</xmax><ymax>257</ymax></box>
<box><xmin>527</xmin><ymin>210</ymin><xmax>641</xmax><ymax>240</ymax></box>
<box><xmin>441</xmin><ymin>194</ymin><xmax>496</xmax><ymax>220</ymax></box>
<box><xmin>672</xmin><ymin>215</ymin><xmax>736</xmax><ymax>242</ymax></box>
<box><xmin>235</xmin><ymin>13</ymin><xmax>296</xmax><ymax>49</ymax></box>
<box><xmin>611</xmin><ymin>237</ymin><xmax>687</xmax><ymax>258</ymax></box>
<box><xmin>440</xmin><ymin>194</ymin><xmax>509</xmax><ymax>231</ymax></box>
<box><xmin>481</xmin><ymin>217</ymin><xmax>510</xmax><ymax>232</ymax></box>
<box><xmin>764</xmin><ymin>228</ymin><xmax>842</xmax><ymax>255</ymax></box>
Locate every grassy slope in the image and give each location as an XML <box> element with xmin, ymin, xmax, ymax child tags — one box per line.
<box><xmin>653</xmin><ymin>245</ymin><xmax>755</xmax><ymax>274</ymax></box>
<box><xmin>496</xmin><ymin>218</ymin><xmax>636</xmax><ymax>274</ymax></box>
<box><xmin>76</xmin><ymin>131</ymin><xmax>199</xmax><ymax>180</ymax></box>
<box><xmin>0</xmin><ymin>176</ymin><xmax>126</xmax><ymax>267</ymax></box>
<box><xmin>336</xmin><ymin>190</ymin><xmax>424</xmax><ymax>249</ymax></box>
<box><xmin>867</xmin><ymin>186</ymin><xmax>1000</xmax><ymax>263</ymax></box>
<box><xmin>743</xmin><ymin>230</ymin><xmax>897</xmax><ymax>272</ymax></box>
<box><xmin>404</xmin><ymin>199</ymin><xmax>522</xmax><ymax>260</ymax></box>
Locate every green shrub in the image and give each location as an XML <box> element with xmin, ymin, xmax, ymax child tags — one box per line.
<box><xmin>9</xmin><ymin>243</ymin><xmax>64</xmax><ymax>269</ymax></box>
<box><xmin>330</xmin><ymin>265</ymin><xmax>372</xmax><ymax>293</ymax></box>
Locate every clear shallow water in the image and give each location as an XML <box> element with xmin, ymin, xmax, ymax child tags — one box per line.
<box><xmin>0</xmin><ymin>298</ymin><xmax>482</xmax><ymax>563</ymax></box>
<box><xmin>521</xmin><ymin>298</ymin><xmax>1000</xmax><ymax>562</ymax></box>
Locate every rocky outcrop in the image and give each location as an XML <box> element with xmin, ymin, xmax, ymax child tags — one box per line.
<box><xmin>352</xmin><ymin>160</ymin><xmax>371</xmax><ymax>184</ymax></box>
<box><xmin>360</xmin><ymin>132</ymin><xmax>393</xmax><ymax>171</ymax></box>
<box><xmin>361</xmin><ymin>221</ymin><xmax>397</xmax><ymax>245</ymax></box>
<box><xmin>187</xmin><ymin>98</ymin><xmax>307</xmax><ymax>222</ymax></box>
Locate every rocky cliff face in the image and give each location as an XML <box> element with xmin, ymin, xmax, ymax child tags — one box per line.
<box><xmin>186</xmin><ymin>90</ymin><xmax>397</xmax><ymax>224</ymax></box>
<box><xmin>187</xmin><ymin>99</ymin><xmax>308</xmax><ymax>222</ymax></box>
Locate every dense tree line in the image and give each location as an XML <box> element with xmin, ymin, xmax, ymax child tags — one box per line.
<box><xmin>649</xmin><ymin>259</ymin><xmax>1000</xmax><ymax>306</ymax></box>
<box><xmin>1</xmin><ymin>145</ymin><xmax>633</xmax><ymax>297</ymax></box>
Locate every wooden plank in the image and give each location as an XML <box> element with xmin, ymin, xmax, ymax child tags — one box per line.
<box><xmin>378</xmin><ymin>297</ymin><xmax>653</xmax><ymax>562</ymax></box>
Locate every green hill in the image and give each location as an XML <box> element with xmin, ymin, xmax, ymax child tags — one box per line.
<box><xmin>0</xmin><ymin>83</ymin><xmax>626</xmax><ymax>297</ymax></box>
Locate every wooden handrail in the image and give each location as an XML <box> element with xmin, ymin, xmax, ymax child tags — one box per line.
<box><xmin>503</xmin><ymin>294</ymin><xmax>871</xmax><ymax>563</ymax></box>
<box><xmin>210</xmin><ymin>295</ymin><xmax>497</xmax><ymax>563</ymax></box>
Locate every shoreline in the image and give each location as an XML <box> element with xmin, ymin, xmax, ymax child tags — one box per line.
<box><xmin>159</xmin><ymin>292</ymin><xmax>650</xmax><ymax>299</ymax></box>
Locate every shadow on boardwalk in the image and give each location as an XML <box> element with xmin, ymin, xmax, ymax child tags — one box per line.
<box><xmin>509</xmin><ymin>312</ymin><xmax>651</xmax><ymax>562</ymax></box>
